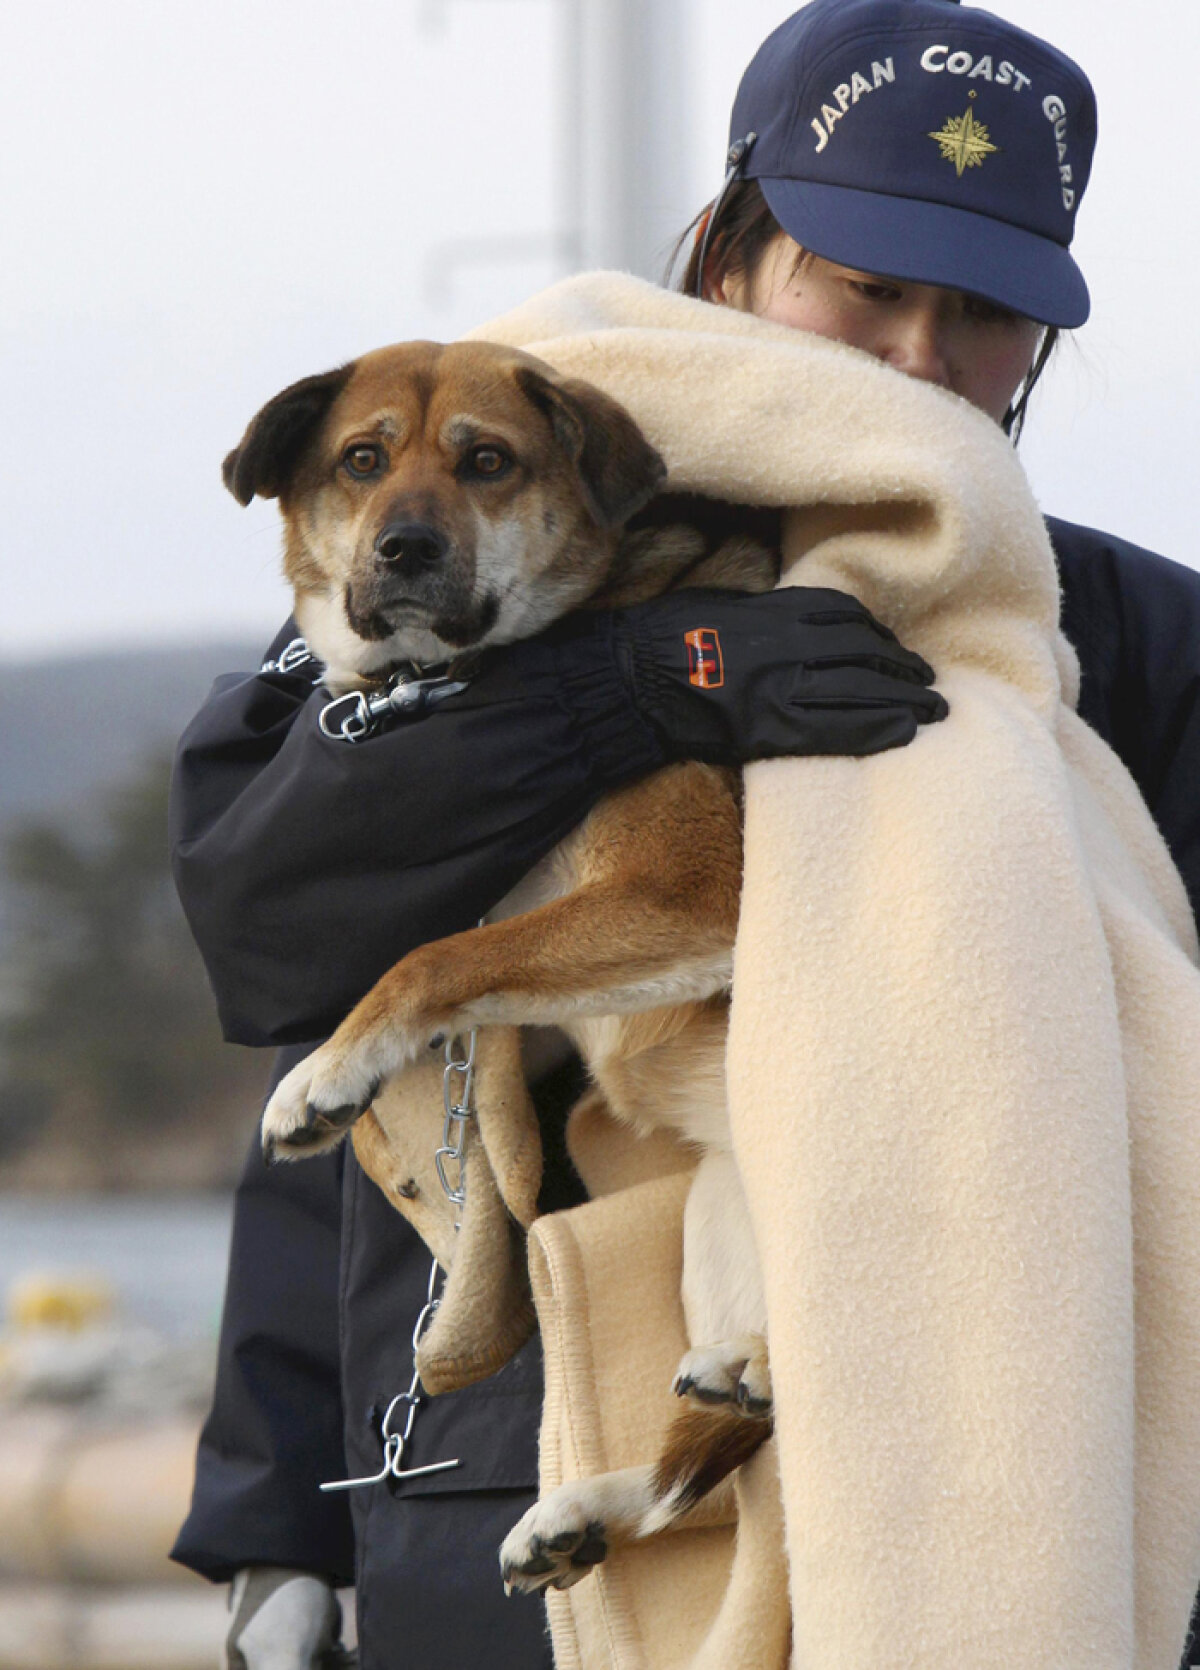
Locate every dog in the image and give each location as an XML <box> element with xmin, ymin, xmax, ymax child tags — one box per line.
<box><xmin>223</xmin><ymin>339</ymin><xmax>779</xmax><ymax>1594</ymax></box>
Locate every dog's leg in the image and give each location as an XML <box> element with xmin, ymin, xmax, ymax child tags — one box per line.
<box><xmin>502</xmin><ymin>1147</ymin><xmax>773</xmax><ymax>1596</ymax></box>
<box><xmin>499</xmin><ymin>1405</ymin><xmax>771</xmax><ymax>1595</ymax></box>
<box><xmin>673</xmin><ymin>1334</ymin><xmax>772</xmax><ymax>1418</ymax></box>
<box><xmin>499</xmin><ymin>1467</ymin><xmax>655</xmax><ymax>1594</ymax></box>
<box><xmin>670</xmin><ymin>1148</ymin><xmax>772</xmax><ymax>1414</ymax></box>
<box><xmin>263</xmin><ymin>763</ymin><xmax>742</xmax><ymax>1158</ymax></box>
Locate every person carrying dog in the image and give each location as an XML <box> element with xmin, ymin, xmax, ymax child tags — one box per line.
<box><xmin>169</xmin><ymin>2</ymin><xmax>1200</xmax><ymax>1666</ymax></box>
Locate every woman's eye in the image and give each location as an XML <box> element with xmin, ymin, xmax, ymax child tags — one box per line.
<box><xmin>851</xmin><ymin>280</ymin><xmax>901</xmax><ymax>302</ymax></box>
<box><xmin>468</xmin><ymin>446</ymin><xmax>510</xmax><ymax>477</ymax></box>
<box><xmin>343</xmin><ymin>445</ymin><xmax>383</xmax><ymax>477</ymax></box>
<box><xmin>964</xmin><ymin>296</ymin><xmax>1021</xmax><ymax>326</ymax></box>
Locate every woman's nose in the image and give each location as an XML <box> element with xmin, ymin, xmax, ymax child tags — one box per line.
<box><xmin>880</xmin><ymin>311</ymin><xmax>952</xmax><ymax>389</ymax></box>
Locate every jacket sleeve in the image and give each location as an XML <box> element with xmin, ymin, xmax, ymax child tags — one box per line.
<box><xmin>1052</xmin><ymin>520</ymin><xmax>1200</xmax><ymax>926</ymax></box>
<box><xmin>169</xmin><ymin>622</ymin><xmax>662</xmax><ymax>1046</ymax></box>
<box><xmin>1117</xmin><ymin>564</ymin><xmax>1200</xmax><ymax>924</ymax></box>
<box><xmin>170</xmin><ymin>1057</ymin><xmax>355</xmax><ymax>1586</ymax></box>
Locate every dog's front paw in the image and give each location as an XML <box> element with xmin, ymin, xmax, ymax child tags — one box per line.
<box><xmin>499</xmin><ymin>1489</ymin><xmax>610</xmax><ymax>1596</ymax></box>
<box><xmin>260</xmin><ymin>1048</ymin><xmax>382</xmax><ymax>1163</ymax></box>
<box><xmin>672</xmin><ymin>1334</ymin><xmax>772</xmax><ymax>1418</ymax></box>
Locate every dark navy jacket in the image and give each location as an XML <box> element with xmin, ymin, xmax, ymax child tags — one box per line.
<box><xmin>169</xmin><ymin>519</ymin><xmax>1200</xmax><ymax>1670</ymax></box>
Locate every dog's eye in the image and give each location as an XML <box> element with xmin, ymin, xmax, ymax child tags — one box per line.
<box><xmin>343</xmin><ymin>445</ymin><xmax>384</xmax><ymax>478</ymax></box>
<box><xmin>467</xmin><ymin>446</ymin><xmax>511</xmax><ymax>478</ymax></box>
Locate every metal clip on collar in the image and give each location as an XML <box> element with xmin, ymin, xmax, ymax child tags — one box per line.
<box><xmin>260</xmin><ymin>636</ymin><xmax>320</xmax><ymax>678</ymax></box>
<box><xmin>319</xmin><ymin>665</ymin><xmax>469</xmax><ymax>744</ymax></box>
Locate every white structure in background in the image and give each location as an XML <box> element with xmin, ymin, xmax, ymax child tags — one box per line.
<box><xmin>564</xmin><ymin>0</ymin><xmax>693</xmax><ymax>278</ymax></box>
<box><xmin>422</xmin><ymin>0</ymin><xmax>696</xmax><ymax>292</ymax></box>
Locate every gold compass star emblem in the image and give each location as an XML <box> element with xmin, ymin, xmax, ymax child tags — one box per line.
<box><xmin>928</xmin><ymin>100</ymin><xmax>999</xmax><ymax>176</ymax></box>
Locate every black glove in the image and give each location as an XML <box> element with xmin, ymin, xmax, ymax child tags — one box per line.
<box><xmin>171</xmin><ymin>595</ymin><xmax>943</xmax><ymax>1047</ymax></box>
<box><xmin>535</xmin><ymin>586</ymin><xmax>947</xmax><ymax>766</ymax></box>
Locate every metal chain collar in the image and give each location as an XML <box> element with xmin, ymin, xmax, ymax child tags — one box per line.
<box><xmin>268</xmin><ymin>618</ymin><xmax>480</xmax><ymax>1492</ymax></box>
<box><xmin>260</xmin><ymin>635</ymin><xmax>469</xmax><ymax>744</ymax></box>
<box><xmin>319</xmin><ymin>1030</ymin><xmax>478</xmax><ymax>1495</ymax></box>
<box><xmin>318</xmin><ymin>664</ymin><xmax>469</xmax><ymax>744</ymax></box>
<box><xmin>259</xmin><ymin>636</ymin><xmax>322</xmax><ymax>680</ymax></box>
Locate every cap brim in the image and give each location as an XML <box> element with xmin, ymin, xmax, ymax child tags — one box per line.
<box><xmin>759</xmin><ymin>177</ymin><xmax>1090</xmax><ymax>329</ymax></box>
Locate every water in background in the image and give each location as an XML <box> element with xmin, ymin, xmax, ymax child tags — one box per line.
<box><xmin>0</xmin><ymin>1193</ymin><xmax>234</xmax><ymax>1339</ymax></box>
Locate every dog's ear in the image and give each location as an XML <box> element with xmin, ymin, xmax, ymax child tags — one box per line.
<box><xmin>514</xmin><ymin>366</ymin><xmax>666</xmax><ymax>528</ymax></box>
<box><xmin>222</xmin><ymin>364</ymin><xmax>354</xmax><ymax>506</ymax></box>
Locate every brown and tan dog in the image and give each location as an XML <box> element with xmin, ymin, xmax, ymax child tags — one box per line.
<box><xmin>224</xmin><ymin>339</ymin><xmax>778</xmax><ymax>1593</ymax></box>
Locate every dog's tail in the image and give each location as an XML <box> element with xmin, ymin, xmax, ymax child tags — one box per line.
<box><xmin>638</xmin><ymin>1405</ymin><xmax>772</xmax><ymax>1538</ymax></box>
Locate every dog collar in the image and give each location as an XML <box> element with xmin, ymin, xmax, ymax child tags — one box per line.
<box><xmin>259</xmin><ymin>636</ymin><xmax>323</xmax><ymax>681</ymax></box>
<box><xmin>318</xmin><ymin>660</ymin><xmax>471</xmax><ymax>744</ymax></box>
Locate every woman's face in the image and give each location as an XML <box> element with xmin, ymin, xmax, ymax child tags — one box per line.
<box><xmin>719</xmin><ymin>235</ymin><xmax>1043</xmax><ymax>424</ymax></box>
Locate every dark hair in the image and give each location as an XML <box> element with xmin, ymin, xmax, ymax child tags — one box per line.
<box><xmin>668</xmin><ymin>179</ymin><xmax>807</xmax><ymax>305</ymax></box>
<box><xmin>666</xmin><ymin>180</ymin><xmax>1058</xmax><ymax>445</ymax></box>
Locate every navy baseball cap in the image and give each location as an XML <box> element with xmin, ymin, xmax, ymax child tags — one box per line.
<box><xmin>729</xmin><ymin>0</ymin><xmax>1097</xmax><ymax>325</ymax></box>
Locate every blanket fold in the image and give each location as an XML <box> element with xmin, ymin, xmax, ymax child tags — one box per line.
<box><xmin>530</xmin><ymin>1172</ymin><xmax>789</xmax><ymax>1670</ymax></box>
<box><xmin>459</xmin><ymin>272</ymin><xmax>1200</xmax><ymax>1670</ymax></box>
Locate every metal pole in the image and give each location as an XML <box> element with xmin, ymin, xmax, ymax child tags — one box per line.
<box><xmin>419</xmin><ymin>0</ymin><xmax>691</xmax><ymax>295</ymax></box>
<box><xmin>572</xmin><ymin>0</ymin><xmax>689</xmax><ymax>280</ymax></box>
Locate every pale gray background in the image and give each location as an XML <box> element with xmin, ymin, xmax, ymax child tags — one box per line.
<box><xmin>3</xmin><ymin>0</ymin><xmax>1195</xmax><ymax>661</ymax></box>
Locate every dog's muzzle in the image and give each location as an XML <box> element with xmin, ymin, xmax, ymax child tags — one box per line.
<box><xmin>374</xmin><ymin>521</ymin><xmax>449</xmax><ymax>575</ymax></box>
<box><xmin>346</xmin><ymin>522</ymin><xmax>494</xmax><ymax>648</ymax></box>
<box><xmin>348</xmin><ymin>520</ymin><xmax>460</xmax><ymax>636</ymax></box>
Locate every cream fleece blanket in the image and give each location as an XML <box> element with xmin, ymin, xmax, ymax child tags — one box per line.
<box><xmin>466</xmin><ymin>273</ymin><xmax>1200</xmax><ymax>1669</ymax></box>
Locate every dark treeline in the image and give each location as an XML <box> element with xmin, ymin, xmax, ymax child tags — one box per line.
<box><xmin>0</xmin><ymin>755</ymin><xmax>267</xmax><ymax>1189</ymax></box>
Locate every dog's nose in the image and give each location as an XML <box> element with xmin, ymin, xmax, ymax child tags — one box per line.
<box><xmin>374</xmin><ymin>522</ymin><xmax>448</xmax><ymax>570</ymax></box>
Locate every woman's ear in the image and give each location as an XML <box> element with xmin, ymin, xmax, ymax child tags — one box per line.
<box><xmin>711</xmin><ymin>271</ymin><xmax>733</xmax><ymax>306</ymax></box>
<box><xmin>713</xmin><ymin>268</ymin><xmax>748</xmax><ymax>310</ymax></box>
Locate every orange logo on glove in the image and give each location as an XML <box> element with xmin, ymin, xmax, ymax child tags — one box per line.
<box><xmin>685</xmin><ymin>628</ymin><xmax>724</xmax><ymax>689</ymax></box>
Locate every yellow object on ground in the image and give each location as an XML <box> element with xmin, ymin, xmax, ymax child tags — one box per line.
<box><xmin>7</xmin><ymin>1274</ymin><xmax>115</xmax><ymax>1333</ymax></box>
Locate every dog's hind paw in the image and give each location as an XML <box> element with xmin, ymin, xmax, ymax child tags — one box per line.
<box><xmin>500</xmin><ymin>1494</ymin><xmax>610</xmax><ymax>1596</ymax></box>
<box><xmin>260</xmin><ymin>1050</ymin><xmax>382</xmax><ymax>1162</ymax></box>
<box><xmin>672</xmin><ymin>1333</ymin><xmax>772</xmax><ymax>1418</ymax></box>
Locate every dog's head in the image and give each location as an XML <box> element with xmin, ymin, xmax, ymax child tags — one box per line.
<box><xmin>224</xmin><ymin>341</ymin><xmax>666</xmax><ymax>683</ymax></box>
